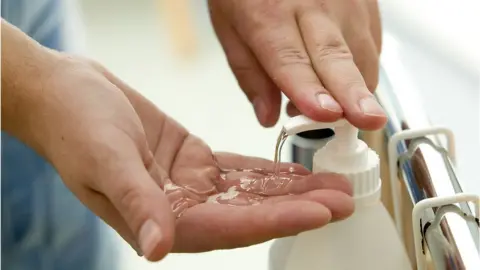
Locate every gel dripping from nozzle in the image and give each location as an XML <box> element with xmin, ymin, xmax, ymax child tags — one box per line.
<box><xmin>273</xmin><ymin>128</ymin><xmax>289</xmax><ymax>176</ymax></box>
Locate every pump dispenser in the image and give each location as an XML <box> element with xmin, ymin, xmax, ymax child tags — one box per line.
<box><xmin>269</xmin><ymin>115</ymin><xmax>412</xmax><ymax>270</ymax></box>
<box><xmin>283</xmin><ymin>117</ymin><xmax>380</xmax><ymax>200</ymax></box>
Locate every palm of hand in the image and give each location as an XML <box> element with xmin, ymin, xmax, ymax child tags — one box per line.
<box><xmin>113</xmin><ymin>75</ymin><xmax>353</xmax><ymax>253</ymax></box>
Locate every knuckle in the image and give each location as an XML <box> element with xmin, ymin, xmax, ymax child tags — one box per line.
<box><xmin>251</xmin><ymin>26</ymin><xmax>312</xmax><ymax>69</ymax></box>
<box><xmin>117</xmin><ymin>184</ymin><xmax>144</xmax><ymax>216</ymax></box>
<box><xmin>314</xmin><ymin>37</ymin><xmax>352</xmax><ymax>62</ymax></box>
<box><xmin>276</xmin><ymin>45</ymin><xmax>311</xmax><ymax>67</ymax></box>
<box><xmin>239</xmin><ymin>1</ymin><xmax>287</xmax><ymax>33</ymax></box>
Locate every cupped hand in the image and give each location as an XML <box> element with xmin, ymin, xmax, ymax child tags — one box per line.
<box><xmin>209</xmin><ymin>0</ymin><xmax>386</xmax><ymax>129</ymax></box>
<box><xmin>26</xmin><ymin>54</ymin><xmax>354</xmax><ymax>262</ymax></box>
<box><xmin>98</xmin><ymin>63</ymin><xmax>355</xmax><ymax>254</ymax></box>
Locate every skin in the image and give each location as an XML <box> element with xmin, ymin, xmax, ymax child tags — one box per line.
<box><xmin>2</xmin><ymin>20</ymin><xmax>354</xmax><ymax>262</ymax></box>
<box><xmin>209</xmin><ymin>0</ymin><xmax>386</xmax><ymax>129</ymax></box>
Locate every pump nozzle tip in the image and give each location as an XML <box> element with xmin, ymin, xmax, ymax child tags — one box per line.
<box><xmin>283</xmin><ymin>115</ymin><xmax>347</xmax><ymax>136</ymax></box>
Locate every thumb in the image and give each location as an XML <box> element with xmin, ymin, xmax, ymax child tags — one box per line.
<box><xmin>99</xmin><ymin>153</ymin><xmax>175</xmax><ymax>261</ymax></box>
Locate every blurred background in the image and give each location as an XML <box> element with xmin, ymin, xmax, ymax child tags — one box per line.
<box><xmin>2</xmin><ymin>0</ymin><xmax>479</xmax><ymax>269</ymax></box>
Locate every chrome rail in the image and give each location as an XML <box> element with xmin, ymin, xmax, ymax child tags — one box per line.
<box><xmin>376</xmin><ymin>34</ymin><xmax>480</xmax><ymax>269</ymax></box>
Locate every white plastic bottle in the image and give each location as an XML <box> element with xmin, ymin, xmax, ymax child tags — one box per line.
<box><xmin>269</xmin><ymin>115</ymin><xmax>412</xmax><ymax>270</ymax></box>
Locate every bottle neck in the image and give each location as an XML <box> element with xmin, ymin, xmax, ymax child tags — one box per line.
<box><xmin>352</xmin><ymin>180</ymin><xmax>382</xmax><ymax>208</ymax></box>
<box><xmin>332</xmin><ymin>124</ymin><xmax>359</xmax><ymax>152</ymax></box>
<box><xmin>313</xmin><ymin>140</ymin><xmax>381</xmax><ymax>207</ymax></box>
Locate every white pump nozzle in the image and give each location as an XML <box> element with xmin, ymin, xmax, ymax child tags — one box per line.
<box><xmin>283</xmin><ymin>115</ymin><xmax>359</xmax><ymax>152</ymax></box>
<box><xmin>283</xmin><ymin>115</ymin><xmax>381</xmax><ymax>198</ymax></box>
<box><xmin>283</xmin><ymin>116</ymin><xmax>349</xmax><ymax>135</ymax></box>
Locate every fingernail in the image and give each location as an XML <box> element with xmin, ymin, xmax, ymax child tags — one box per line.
<box><xmin>131</xmin><ymin>241</ymin><xmax>143</xmax><ymax>257</ymax></box>
<box><xmin>316</xmin><ymin>93</ymin><xmax>342</xmax><ymax>113</ymax></box>
<box><xmin>253</xmin><ymin>98</ymin><xmax>267</xmax><ymax>124</ymax></box>
<box><xmin>135</xmin><ymin>245</ymin><xmax>144</xmax><ymax>257</ymax></box>
<box><xmin>138</xmin><ymin>219</ymin><xmax>162</xmax><ymax>258</ymax></box>
<box><xmin>359</xmin><ymin>96</ymin><xmax>385</xmax><ymax>117</ymax></box>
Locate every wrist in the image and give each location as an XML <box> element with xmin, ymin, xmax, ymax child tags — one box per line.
<box><xmin>1</xmin><ymin>19</ymin><xmax>63</xmax><ymax>155</ymax></box>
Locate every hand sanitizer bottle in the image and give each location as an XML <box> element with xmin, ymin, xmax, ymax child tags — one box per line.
<box><xmin>269</xmin><ymin>115</ymin><xmax>412</xmax><ymax>270</ymax></box>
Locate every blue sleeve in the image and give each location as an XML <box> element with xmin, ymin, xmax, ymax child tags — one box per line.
<box><xmin>1</xmin><ymin>1</ymin><xmax>109</xmax><ymax>269</ymax></box>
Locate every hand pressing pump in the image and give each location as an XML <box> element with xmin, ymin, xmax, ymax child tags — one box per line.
<box><xmin>269</xmin><ymin>115</ymin><xmax>412</xmax><ymax>270</ymax></box>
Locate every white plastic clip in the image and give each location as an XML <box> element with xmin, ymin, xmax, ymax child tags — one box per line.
<box><xmin>387</xmin><ymin>127</ymin><xmax>456</xmax><ymax>238</ymax></box>
<box><xmin>412</xmin><ymin>193</ymin><xmax>480</xmax><ymax>270</ymax></box>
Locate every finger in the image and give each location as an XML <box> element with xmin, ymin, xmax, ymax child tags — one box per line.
<box><xmin>347</xmin><ymin>32</ymin><xmax>380</xmax><ymax>93</ymax></box>
<box><xmin>234</xmin><ymin>13</ymin><xmax>343</xmax><ymax>122</ymax></box>
<box><xmin>173</xmin><ymin>200</ymin><xmax>331</xmax><ymax>252</ymax></box>
<box><xmin>98</xmin><ymin>146</ymin><xmax>175</xmax><ymax>261</ymax></box>
<box><xmin>214</xmin><ymin>152</ymin><xmax>310</xmax><ymax>174</ymax></box>
<box><xmin>263</xmin><ymin>189</ymin><xmax>355</xmax><ymax>221</ymax></box>
<box><xmin>286</xmin><ymin>101</ymin><xmax>301</xmax><ymax>117</ymax></box>
<box><xmin>209</xmin><ymin>3</ymin><xmax>281</xmax><ymax>127</ymax></box>
<box><xmin>334</xmin><ymin>4</ymin><xmax>380</xmax><ymax>93</ymax></box>
<box><xmin>366</xmin><ymin>0</ymin><xmax>382</xmax><ymax>53</ymax></box>
<box><xmin>284</xmin><ymin>173</ymin><xmax>352</xmax><ymax>195</ymax></box>
<box><xmin>297</xmin><ymin>10</ymin><xmax>387</xmax><ymax>130</ymax></box>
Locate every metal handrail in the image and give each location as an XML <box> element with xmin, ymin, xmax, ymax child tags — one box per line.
<box><xmin>376</xmin><ymin>40</ymin><xmax>480</xmax><ymax>269</ymax></box>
